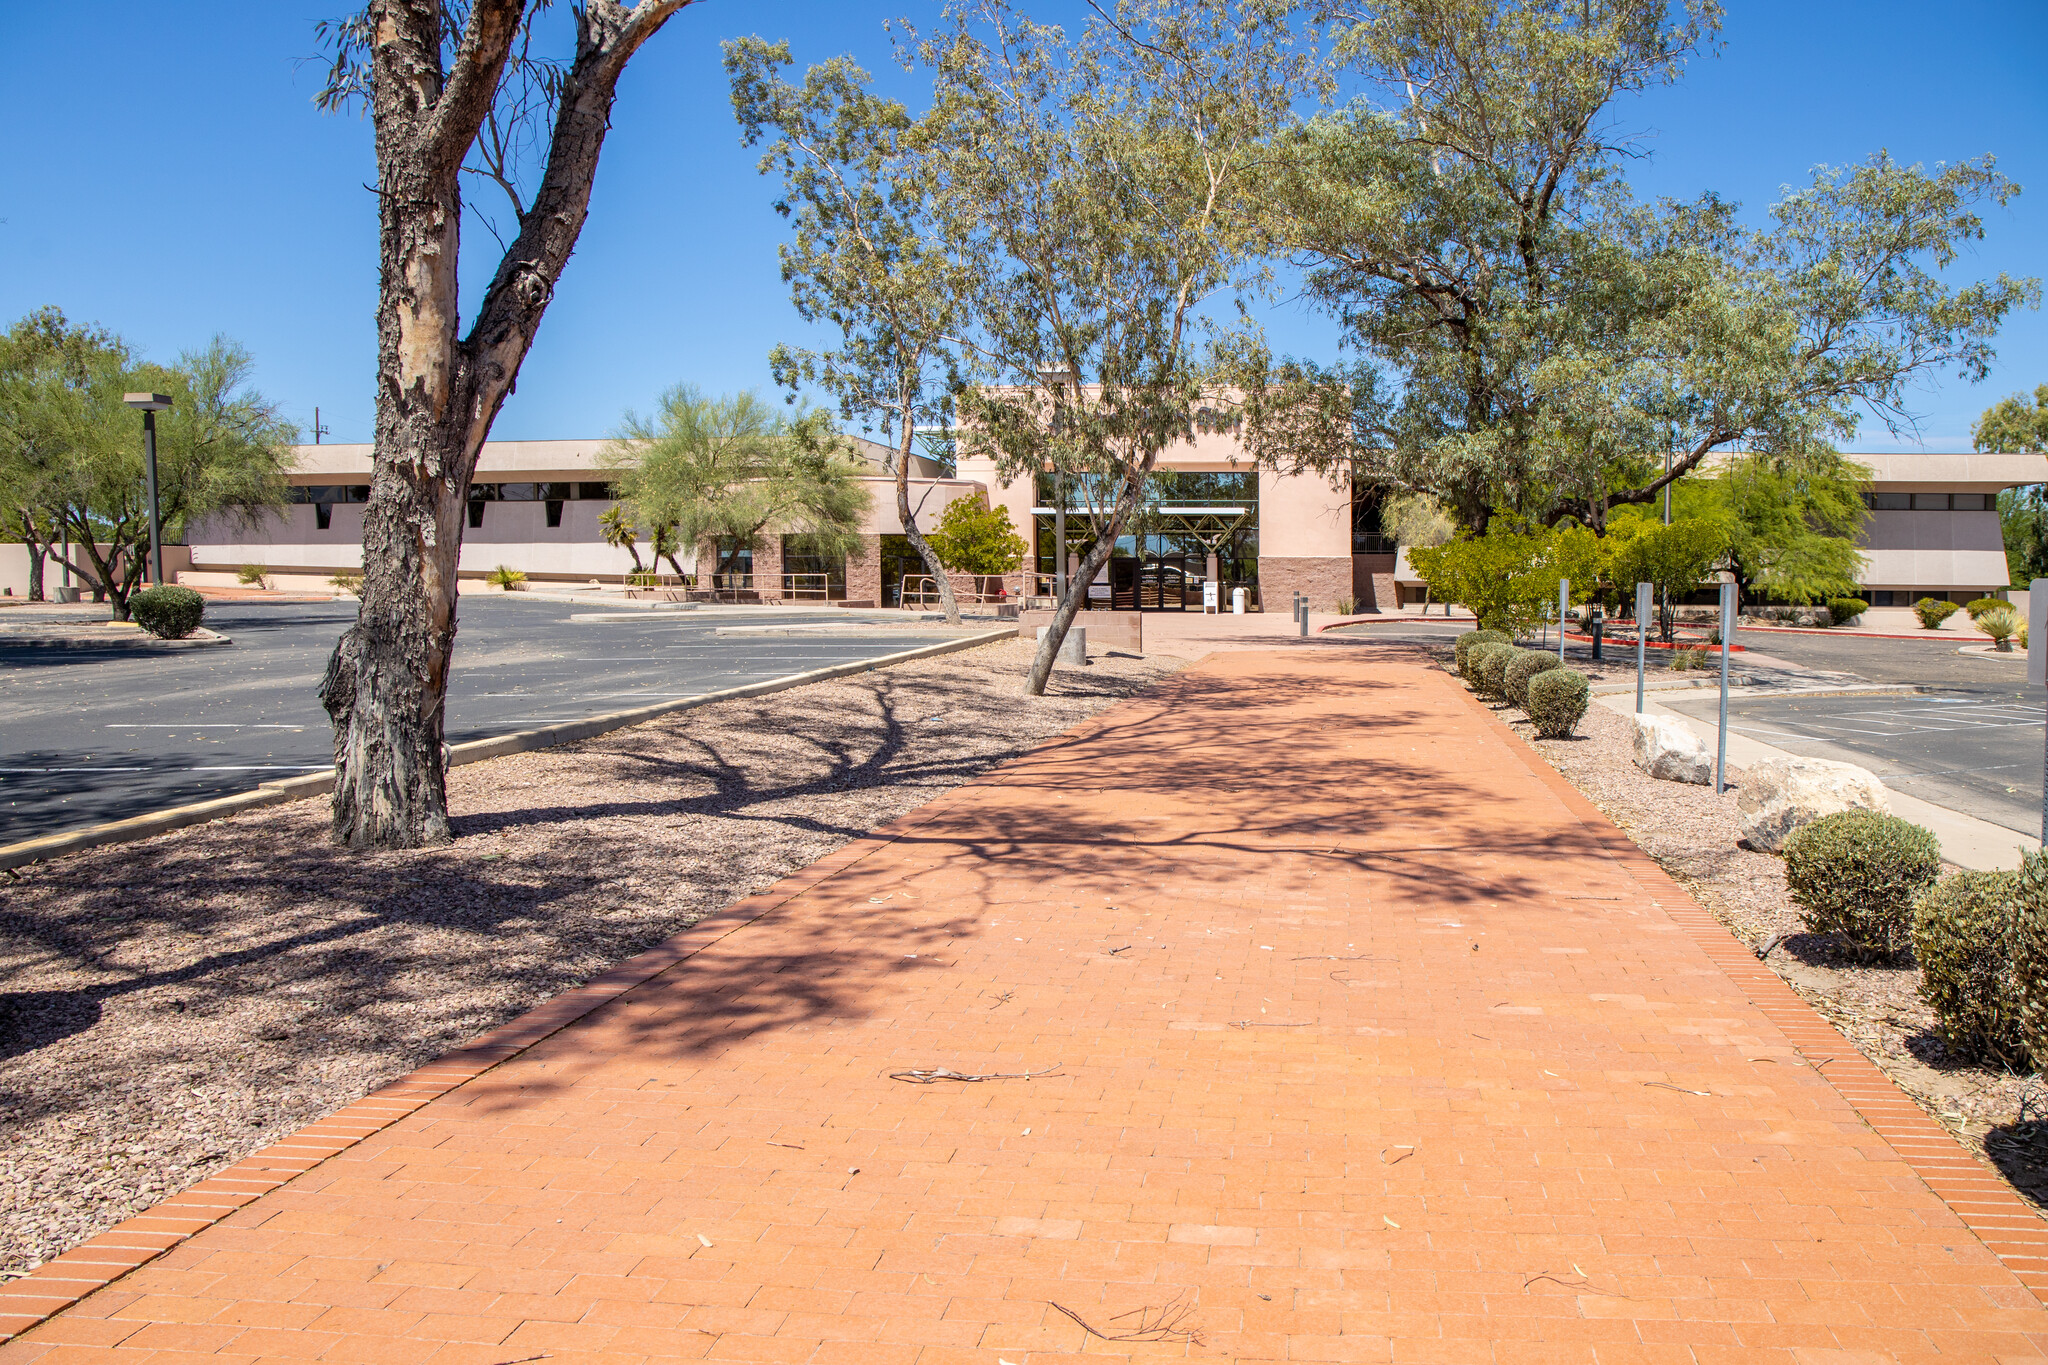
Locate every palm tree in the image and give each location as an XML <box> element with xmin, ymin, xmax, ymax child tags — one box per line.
<box><xmin>604</xmin><ymin>387</ymin><xmax>871</xmax><ymax>592</ymax></box>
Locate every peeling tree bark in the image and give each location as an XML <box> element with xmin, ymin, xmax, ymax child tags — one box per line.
<box><xmin>324</xmin><ymin>0</ymin><xmax>696</xmax><ymax>849</ymax></box>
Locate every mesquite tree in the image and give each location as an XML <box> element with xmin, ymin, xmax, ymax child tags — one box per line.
<box><xmin>1229</xmin><ymin>0</ymin><xmax>2037</xmax><ymax>532</ymax></box>
<box><xmin>314</xmin><ymin>0</ymin><xmax>698</xmax><ymax>848</ymax></box>
<box><xmin>913</xmin><ymin>0</ymin><xmax>1319</xmax><ymax>694</ymax></box>
<box><xmin>727</xmin><ymin>38</ymin><xmax>968</xmax><ymax>626</ymax></box>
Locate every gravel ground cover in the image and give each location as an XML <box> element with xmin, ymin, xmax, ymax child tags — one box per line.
<box><xmin>0</xmin><ymin>637</ymin><xmax>1178</xmax><ymax>1278</ymax></box>
<box><xmin>1429</xmin><ymin>644</ymin><xmax>2048</xmax><ymax>1213</ymax></box>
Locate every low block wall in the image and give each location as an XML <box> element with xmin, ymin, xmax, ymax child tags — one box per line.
<box><xmin>1014</xmin><ymin>609</ymin><xmax>1142</xmax><ymax>652</ymax></box>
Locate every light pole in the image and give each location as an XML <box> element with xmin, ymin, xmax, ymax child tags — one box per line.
<box><xmin>124</xmin><ymin>393</ymin><xmax>173</xmax><ymax>587</ymax></box>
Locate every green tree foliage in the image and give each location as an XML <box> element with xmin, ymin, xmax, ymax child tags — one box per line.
<box><xmin>1974</xmin><ymin>385</ymin><xmax>2048</xmax><ymax>584</ymax></box>
<box><xmin>1606</xmin><ymin>517</ymin><xmax>1729</xmax><ymax>640</ymax></box>
<box><xmin>1224</xmin><ymin>0</ymin><xmax>2037</xmax><ymax>534</ymax></box>
<box><xmin>1679</xmin><ymin>453</ymin><xmax>1868</xmax><ymax>604</ymax></box>
<box><xmin>0</xmin><ymin>308</ymin><xmax>293</xmax><ymax>619</ymax></box>
<box><xmin>603</xmin><ymin>387</ymin><xmax>871</xmax><ymax>587</ymax></box>
<box><xmin>1407</xmin><ymin>523</ymin><xmax>1604</xmax><ymax>633</ymax></box>
<box><xmin>910</xmin><ymin>0</ymin><xmax>1320</xmax><ymax>693</ymax></box>
<box><xmin>925</xmin><ymin>497</ymin><xmax>1028</xmax><ymax>581</ymax></box>
<box><xmin>727</xmin><ymin>37</ymin><xmax>973</xmax><ymax>624</ymax></box>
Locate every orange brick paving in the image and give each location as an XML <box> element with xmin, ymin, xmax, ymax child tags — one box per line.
<box><xmin>6</xmin><ymin>649</ymin><xmax>2048</xmax><ymax>1364</ymax></box>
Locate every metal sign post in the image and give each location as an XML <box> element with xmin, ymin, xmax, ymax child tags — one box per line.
<box><xmin>2030</xmin><ymin>579</ymin><xmax>2047</xmax><ymax>844</ymax></box>
<box><xmin>1635</xmin><ymin>581</ymin><xmax>1651</xmax><ymax>713</ymax></box>
<box><xmin>1558</xmin><ymin>578</ymin><xmax>1569</xmax><ymax>661</ymax></box>
<box><xmin>1716</xmin><ymin>580</ymin><xmax>1736</xmax><ymax>795</ymax></box>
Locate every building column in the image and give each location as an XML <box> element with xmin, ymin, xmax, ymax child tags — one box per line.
<box><xmin>845</xmin><ymin>534</ymin><xmax>883</xmax><ymax>608</ymax></box>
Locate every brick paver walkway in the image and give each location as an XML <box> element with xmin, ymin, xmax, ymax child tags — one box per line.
<box><xmin>7</xmin><ymin>651</ymin><xmax>2047</xmax><ymax>1363</ymax></box>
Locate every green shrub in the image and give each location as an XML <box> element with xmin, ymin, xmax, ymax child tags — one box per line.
<box><xmin>129</xmin><ymin>585</ymin><xmax>206</xmax><ymax>639</ymax></box>
<box><xmin>1914</xmin><ymin>871</ymin><xmax>2028</xmax><ymax>1067</ymax></box>
<box><xmin>1504</xmin><ymin>648</ymin><xmax>1562</xmax><ymax>709</ymax></box>
<box><xmin>2024</xmin><ymin>623</ymin><xmax>2032</xmax><ymax>651</ymax></box>
<box><xmin>2013</xmin><ymin>852</ymin><xmax>2048</xmax><ymax>1068</ymax></box>
<box><xmin>1525</xmin><ymin>669</ymin><xmax>1590</xmax><ymax>738</ymax></box>
<box><xmin>236</xmin><ymin>563</ymin><xmax>267</xmax><ymax>586</ymax></box>
<box><xmin>1782</xmin><ymin>810</ymin><xmax>1942</xmax><ymax>962</ymax></box>
<box><xmin>1469</xmin><ymin>641</ymin><xmax>1517</xmax><ymax>698</ymax></box>
<box><xmin>1454</xmin><ymin>629</ymin><xmax>1510</xmax><ymax>679</ymax></box>
<box><xmin>1914</xmin><ymin>597</ymin><xmax>1960</xmax><ymax>629</ymax></box>
<box><xmin>328</xmin><ymin>570</ymin><xmax>362</xmax><ymax>594</ymax></box>
<box><xmin>1825</xmin><ymin>596</ymin><xmax>1867</xmax><ymax>626</ymax></box>
<box><xmin>1667</xmin><ymin>645</ymin><xmax>1710</xmax><ymax>670</ymax></box>
<box><xmin>486</xmin><ymin>564</ymin><xmax>528</xmax><ymax>590</ymax></box>
<box><xmin>1964</xmin><ymin>597</ymin><xmax>2006</xmax><ymax>621</ymax></box>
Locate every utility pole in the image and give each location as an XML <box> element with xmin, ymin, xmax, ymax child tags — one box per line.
<box><xmin>312</xmin><ymin>407</ymin><xmax>329</xmax><ymax>444</ymax></box>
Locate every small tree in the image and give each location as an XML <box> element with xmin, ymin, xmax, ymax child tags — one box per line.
<box><xmin>913</xmin><ymin>0</ymin><xmax>1320</xmax><ymax>694</ymax></box>
<box><xmin>727</xmin><ymin>38</ymin><xmax>971</xmax><ymax>626</ymax></box>
<box><xmin>1679</xmin><ymin>452</ymin><xmax>1868</xmax><ymax>604</ymax></box>
<box><xmin>598</xmin><ymin>503</ymin><xmax>645</xmax><ymax>577</ymax></box>
<box><xmin>0</xmin><ymin>311</ymin><xmax>293</xmax><ymax>620</ymax></box>
<box><xmin>1607</xmin><ymin>516</ymin><xmax>1729</xmax><ymax>641</ymax></box>
<box><xmin>604</xmin><ymin>386</ymin><xmax>871</xmax><ymax>590</ymax></box>
<box><xmin>1407</xmin><ymin>523</ymin><xmax>1605</xmax><ymax>635</ymax></box>
<box><xmin>1975</xmin><ymin>386</ymin><xmax>2048</xmax><ymax>584</ymax></box>
<box><xmin>926</xmin><ymin>497</ymin><xmax>1027</xmax><ymax>598</ymax></box>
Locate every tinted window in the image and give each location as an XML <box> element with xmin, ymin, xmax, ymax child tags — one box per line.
<box><xmin>1866</xmin><ymin>492</ymin><xmax>1910</xmax><ymax>510</ymax></box>
<box><xmin>1952</xmin><ymin>493</ymin><xmax>1995</xmax><ymax>511</ymax></box>
<box><xmin>498</xmin><ymin>482</ymin><xmax>541</xmax><ymax>500</ymax></box>
<box><xmin>577</xmin><ymin>482</ymin><xmax>616</xmax><ymax>500</ymax></box>
<box><xmin>1911</xmin><ymin>493</ymin><xmax>1951</xmax><ymax>510</ymax></box>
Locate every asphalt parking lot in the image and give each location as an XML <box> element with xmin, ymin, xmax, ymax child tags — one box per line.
<box><xmin>1659</xmin><ymin>630</ymin><xmax>2045</xmax><ymax>836</ymax></box>
<box><xmin>0</xmin><ymin>597</ymin><xmax>968</xmax><ymax>843</ymax></box>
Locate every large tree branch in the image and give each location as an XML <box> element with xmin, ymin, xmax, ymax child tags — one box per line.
<box><xmin>458</xmin><ymin>0</ymin><xmax>699</xmax><ymax>455</ymax></box>
<box><xmin>420</xmin><ymin>0</ymin><xmax>526</xmax><ymax>175</ymax></box>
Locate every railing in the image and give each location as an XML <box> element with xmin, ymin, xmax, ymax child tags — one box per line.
<box><xmin>899</xmin><ymin>574</ymin><xmax>1022</xmax><ymax>607</ymax></box>
<box><xmin>782</xmin><ymin>572</ymin><xmax>832</xmax><ymax>601</ymax></box>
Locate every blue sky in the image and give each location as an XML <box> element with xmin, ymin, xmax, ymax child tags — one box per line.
<box><xmin>2</xmin><ymin>1</ymin><xmax>2042</xmax><ymax>452</ymax></box>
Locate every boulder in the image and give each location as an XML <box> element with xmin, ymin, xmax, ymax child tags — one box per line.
<box><xmin>1631</xmin><ymin>714</ymin><xmax>1712</xmax><ymax>785</ymax></box>
<box><xmin>1736</xmin><ymin>757</ymin><xmax>1890</xmax><ymax>853</ymax></box>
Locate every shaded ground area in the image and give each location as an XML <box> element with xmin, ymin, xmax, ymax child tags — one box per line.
<box><xmin>0</xmin><ymin>637</ymin><xmax>1176</xmax><ymax>1279</ymax></box>
<box><xmin>0</xmin><ymin>598</ymin><xmax>967</xmax><ymax>840</ymax></box>
<box><xmin>6</xmin><ymin>648</ymin><xmax>2043</xmax><ymax>1362</ymax></box>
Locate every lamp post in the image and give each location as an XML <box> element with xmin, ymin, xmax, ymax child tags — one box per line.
<box><xmin>123</xmin><ymin>393</ymin><xmax>173</xmax><ymax>587</ymax></box>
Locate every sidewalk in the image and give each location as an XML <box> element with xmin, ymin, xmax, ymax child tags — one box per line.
<box><xmin>5</xmin><ymin>650</ymin><xmax>2046</xmax><ymax>1362</ymax></box>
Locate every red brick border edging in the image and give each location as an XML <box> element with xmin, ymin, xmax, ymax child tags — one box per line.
<box><xmin>1452</xmin><ymin>682</ymin><xmax>2048</xmax><ymax>1300</ymax></box>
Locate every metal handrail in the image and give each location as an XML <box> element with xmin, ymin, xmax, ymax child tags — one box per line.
<box><xmin>782</xmin><ymin>572</ymin><xmax>831</xmax><ymax>601</ymax></box>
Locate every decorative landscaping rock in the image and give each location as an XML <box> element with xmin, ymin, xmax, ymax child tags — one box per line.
<box><xmin>1737</xmin><ymin>756</ymin><xmax>1890</xmax><ymax>852</ymax></box>
<box><xmin>1631</xmin><ymin>714</ymin><xmax>1712</xmax><ymax>784</ymax></box>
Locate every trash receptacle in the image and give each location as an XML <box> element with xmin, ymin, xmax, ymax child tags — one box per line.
<box><xmin>1587</xmin><ymin>605</ymin><xmax>1605</xmax><ymax>661</ymax></box>
<box><xmin>1232</xmin><ymin>587</ymin><xmax>1246</xmax><ymax>615</ymax></box>
<box><xmin>1036</xmin><ymin>624</ymin><xmax>1088</xmax><ymax>664</ymax></box>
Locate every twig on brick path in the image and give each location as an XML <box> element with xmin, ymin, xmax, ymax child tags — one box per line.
<box><xmin>1231</xmin><ymin>1020</ymin><xmax>1311</xmax><ymax>1029</ymax></box>
<box><xmin>1050</xmin><ymin>1292</ymin><xmax>1205</xmax><ymax>1345</ymax></box>
<box><xmin>766</xmin><ymin>1141</ymin><xmax>805</xmax><ymax>1150</ymax></box>
<box><xmin>1524</xmin><ymin>1271</ymin><xmax>1629</xmax><ymax>1298</ymax></box>
<box><xmin>1811</xmin><ymin>1057</ymin><xmax>1836</xmax><ymax>1070</ymax></box>
<box><xmin>890</xmin><ymin>1062</ymin><xmax>1063</xmax><ymax>1084</ymax></box>
<box><xmin>1294</xmin><ymin>954</ymin><xmax>1393</xmax><ymax>961</ymax></box>
<box><xmin>988</xmin><ymin>991</ymin><xmax>1013</xmax><ymax>1009</ymax></box>
<box><xmin>491</xmin><ymin>1355</ymin><xmax>551</xmax><ymax>1364</ymax></box>
<box><xmin>1381</xmin><ymin>1144</ymin><xmax>1415</xmax><ymax>1165</ymax></box>
<box><xmin>1644</xmin><ymin>1081</ymin><xmax>1711</xmax><ymax>1096</ymax></box>
<box><xmin>1107</xmin><ymin>944</ymin><xmax>1133</xmax><ymax>954</ymax></box>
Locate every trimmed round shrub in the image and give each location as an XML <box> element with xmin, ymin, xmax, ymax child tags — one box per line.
<box><xmin>1782</xmin><ymin>810</ymin><xmax>1941</xmax><ymax>963</ymax></box>
<box><xmin>2014</xmin><ymin>851</ymin><xmax>2048</xmax><ymax>1069</ymax></box>
<box><xmin>1454</xmin><ymin>629</ymin><xmax>1510</xmax><ymax>679</ymax></box>
<box><xmin>1825</xmin><ymin>596</ymin><xmax>1867</xmax><ymax>626</ymax></box>
<box><xmin>129</xmin><ymin>585</ymin><xmax>206</xmax><ymax>640</ymax></box>
<box><xmin>1504</xmin><ymin>648</ymin><xmax>1562</xmax><ymax>710</ymax></box>
<box><xmin>1913</xmin><ymin>597</ymin><xmax>1960</xmax><ymax>629</ymax></box>
<box><xmin>1964</xmin><ymin>597</ymin><xmax>2006</xmax><ymax>621</ymax></box>
<box><xmin>1469</xmin><ymin>641</ymin><xmax>1517</xmax><ymax>699</ymax></box>
<box><xmin>1525</xmin><ymin>669</ymin><xmax>1590</xmax><ymax>739</ymax></box>
<box><xmin>1913</xmin><ymin>870</ymin><xmax>2027</xmax><ymax>1067</ymax></box>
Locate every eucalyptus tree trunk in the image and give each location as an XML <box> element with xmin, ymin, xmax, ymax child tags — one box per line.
<box><xmin>1024</xmin><ymin>466</ymin><xmax>1145</xmax><ymax>695</ymax></box>
<box><xmin>896</xmin><ymin>414</ymin><xmax>959</xmax><ymax>625</ymax></box>
<box><xmin>321</xmin><ymin>0</ymin><xmax>694</xmax><ymax>849</ymax></box>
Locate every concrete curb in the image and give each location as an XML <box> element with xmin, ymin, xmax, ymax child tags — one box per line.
<box><xmin>0</xmin><ymin>628</ymin><xmax>233</xmax><ymax>651</ymax></box>
<box><xmin>0</xmin><ymin>628</ymin><xmax>1015</xmax><ymax>872</ymax></box>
